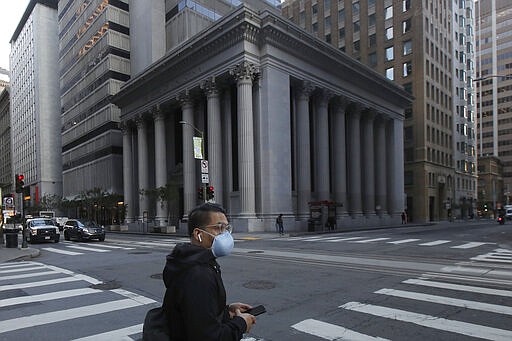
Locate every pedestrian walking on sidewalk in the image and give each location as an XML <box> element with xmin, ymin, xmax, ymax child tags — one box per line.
<box><xmin>276</xmin><ymin>214</ymin><xmax>284</xmax><ymax>236</ymax></box>
<box><xmin>401</xmin><ymin>211</ymin><xmax>407</xmax><ymax>224</ymax></box>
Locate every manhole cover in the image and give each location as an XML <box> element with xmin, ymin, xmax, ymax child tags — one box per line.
<box><xmin>128</xmin><ymin>251</ymin><xmax>151</xmax><ymax>255</ymax></box>
<box><xmin>150</xmin><ymin>273</ymin><xmax>163</xmax><ymax>280</ymax></box>
<box><xmin>243</xmin><ymin>280</ymin><xmax>275</xmax><ymax>290</ymax></box>
<box><xmin>89</xmin><ymin>280</ymin><xmax>122</xmax><ymax>290</ymax></box>
<box><xmin>247</xmin><ymin>250</ymin><xmax>264</xmax><ymax>254</ymax></box>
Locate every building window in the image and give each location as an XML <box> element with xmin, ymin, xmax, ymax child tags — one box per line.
<box><xmin>402</xmin><ymin>19</ymin><xmax>411</xmax><ymax>34</ymax></box>
<box><xmin>313</xmin><ymin>4</ymin><xmax>318</xmax><ymax>15</ymax></box>
<box><xmin>339</xmin><ymin>27</ymin><xmax>345</xmax><ymax>40</ymax></box>
<box><xmin>353</xmin><ymin>1</ymin><xmax>360</xmax><ymax>15</ymax></box>
<box><xmin>369</xmin><ymin>52</ymin><xmax>377</xmax><ymax>66</ymax></box>
<box><xmin>385</xmin><ymin>46</ymin><xmax>394</xmax><ymax>61</ymax></box>
<box><xmin>403</xmin><ymin>40</ymin><xmax>412</xmax><ymax>55</ymax></box>
<box><xmin>325</xmin><ymin>16</ymin><xmax>331</xmax><ymax>29</ymax></box>
<box><xmin>403</xmin><ymin>61</ymin><xmax>412</xmax><ymax>77</ymax></box>
<box><xmin>324</xmin><ymin>0</ymin><xmax>331</xmax><ymax>10</ymax></box>
<box><xmin>384</xmin><ymin>6</ymin><xmax>393</xmax><ymax>20</ymax></box>
<box><xmin>326</xmin><ymin>33</ymin><xmax>331</xmax><ymax>43</ymax></box>
<box><xmin>385</xmin><ymin>26</ymin><xmax>393</xmax><ymax>40</ymax></box>
<box><xmin>353</xmin><ymin>20</ymin><xmax>360</xmax><ymax>33</ymax></box>
<box><xmin>403</xmin><ymin>0</ymin><xmax>411</xmax><ymax>12</ymax></box>
<box><xmin>368</xmin><ymin>0</ymin><xmax>376</xmax><ymax>7</ymax></box>
<box><xmin>338</xmin><ymin>9</ymin><xmax>345</xmax><ymax>23</ymax></box>
<box><xmin>403</xmin><ymin>82</ymin><xmax>412</xmax><ymax>94</ymax></box>
<box><xmin>386</xmin><ymin>67</ymin><xmax>394</xmax><ymax>80</ymax></box>
<box><xmin>312</xmin><ymin>22</ymin><xmax>318</xmax><ymax>33</ymax></box>
<box><xmin>368</xmin><ymin>14</ymin><xmax>376</xmax><ymax>27</ymax></box>
<box><xmin>353</xmin><ymin>40</ymin><xmax>360</xmax><ymax>52</ymax></box>
<box><xmin>369</xmin><ymin>34</ymin><xmax>376</xmax><ymax>48</ymax></box>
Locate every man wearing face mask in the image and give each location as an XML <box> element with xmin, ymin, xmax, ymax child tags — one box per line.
<box><xmin>162</xmin><ymin>203</ymin><xmax>256</xmax><ymax>340</ymax></box>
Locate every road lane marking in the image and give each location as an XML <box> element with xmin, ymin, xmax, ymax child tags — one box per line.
<box><xmin>81</xmin><ymin>244</ymin><xmax>135</xmax><ymax>250</ymax></box>
<box><xmin>387</xmin><ymin>239</ymin><xmax>420</xmax><ymax>244</ymax></box>
<box><xmin>134</xmin><ymin>241</ymin><xmax>177</xmax><ymax>248</ymax></box>
<box><xmin>0</xmin><ymin>271</ymin><xmax>57</xmax><ymax>281</ymax></box>
<box><xmin>0</xmin><ymin>277</ymin><xmax>81</xmax><ymax>292</ymax></box>
<box><xmin>451</xmin><ymin>242</ymin><xmax>490</xmax><ymax>249</ymax></box>
<box><xmin>419</xmin><ymin>240</ymin><xmax>451</xmax><ymax>246</ymax></box>
<box><xmin>42</xmin><ymin>247</ymin><xmax>83</xmax><ymax>255</ymax></box>
<box><xmin>402</xmin><ymin>279</ymin><xmax>512</xmax><ymax>297</ymax></box>
<box><xmin>375</xmin><ymin>288</ymin><xmax>512</xmax><ymax>315</ymax></box>
<box><xmin>308</xmin><ymin>237</ymin><xmax>347</xmax><ymax>242</ymax></box>
<box><xmin>353</xmin><ymin>238</ymin><xmax>391</xmax><ymax>243</ymax></box>
<box><xmin>291</xmin><ymin>318</ymin><xmax>389</xmax><ymax>341</ymax></box>
<box><xmin>325</xmin><ymin>237</ymin><xmax>367</xmax><ymax>242</ymax></box>
<box><xmin>340</xmin><ymin>301</ymin><xmax>512</xmax><ymax>341</ymax></box>
<box><xmin>0</xmin><ymin>266</ymin><xmax>45</xmax><ymax>274</ymax></box>
<box><xmin>0</xmin><ymin>288</ymin><xmax>100</xmax><ymax>307</ymax></box>
<box><xmin>71</xmin><ymin>323</ymin><xmax>143</xmax><ymax>341</ymax></box>
<box><xmin>65</xmin><ymin>245</ymin><xmax>111</xmax><ymax>253</ymax></box>
<box><xmin>0</xmin><ymin>299</ymin><xmax>151</xmax><ymax>333</ymax></box>
<box><xmin>0</xmin><ymin>263</ymin><xmax>41</xmax><ymax>269</ymax></box>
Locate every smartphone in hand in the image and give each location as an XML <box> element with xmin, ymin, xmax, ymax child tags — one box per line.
<box><xmin>245</xmin><ymin>305</ymin><xmax>266</xmax><ymax>316</ymax></box>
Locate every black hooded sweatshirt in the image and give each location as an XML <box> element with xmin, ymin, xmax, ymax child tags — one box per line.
<box><xmin>162</xmin><ymin>243</ymin><xmax>247</xmax><ymax>341</ymax></box>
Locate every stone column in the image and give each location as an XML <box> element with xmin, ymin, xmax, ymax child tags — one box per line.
<box><xmin>387</xmin><ymin>118</ymin><xmax>405</xmax><ymax>217</ymax></box>
<box><xmin>153</xmin><ymin>106</ymin><xmax>168</xmax><ymax>226</ymax></box>
<box><xmin>362</xmin><ymin>110</ymin><xmax>376</xmax><ymax>215</ymax></box>
<box><xmin>230</xmin><ymin>61</ymin><xmax>257</xmax><ymax>216</ymax></box>
<box><xmin>347</xmin><ymin>105</ymin><xmax>362</xmax><ymax>215</ymax></box>
<box><xmin>295</xmin><ymin>81</ymin><xmax>314</xmax><ymax>216</ymax></box>
<box><xmin>178</xmin><ymin>93</ymin><xmax>196</xmax><ymax>218</ymax></box>
<box><xmin>375</xmin><ymin>115</ymin><xmax>388</xmax><ymax>215</ymax></box>
<box><xmin>121</xmin><ymin>122</ymin><xmax>134</xmax><ymax>223</ymax></box>
<box><xmin>135</xmin><ymin>116</ymin><xmax>149</xmax><ymax>219</ymax></box>
<box><xmin>201</xmin><ymin>78</ymin><xmax>223</xmax><ymax>205</ymax></box>
<box><xmin>316</xmin><ymin>89</ymin><xmax>332</xmax><ymax>201</ymax></box>
<box><xmin>333</xmin><ymin>97</ymin><xmax>348</xmax><ymax>214</ymax></box>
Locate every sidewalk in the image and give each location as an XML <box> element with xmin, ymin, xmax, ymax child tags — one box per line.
<box><xmin>0</xmin><ymin>244</ymin><xmax>40</xmax><ymax>263</ymax></box>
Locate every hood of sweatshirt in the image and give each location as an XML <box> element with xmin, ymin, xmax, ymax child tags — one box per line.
<box><xmin>163</xmin><ymin>242</ymin><xmax>216</xmax><ymax>288</ymax></box>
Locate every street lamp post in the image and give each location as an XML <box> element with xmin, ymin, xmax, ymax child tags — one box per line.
<box><xmin>179</xmin><ymin>120</ymin><xmax>207</xmax><ymax>203</ymax></box>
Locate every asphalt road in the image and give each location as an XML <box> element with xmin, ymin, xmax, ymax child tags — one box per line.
<box><xmin>1</xmin><ymin>220</ymin><xmax>511</xmax><ymax>340</ymax></box>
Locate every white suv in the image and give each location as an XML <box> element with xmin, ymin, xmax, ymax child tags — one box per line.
<box><xmin>25</xmin><ymin>218</ymin><xmax>60</xmax><ymax>243</ymax></box>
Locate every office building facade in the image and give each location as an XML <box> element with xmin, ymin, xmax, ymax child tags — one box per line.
<box><xmin>58</xmin><ymin>0</ymin><xmax>130</xmax><ymax>199</ymax></box>
<box><xmin>476</xmin><ymin>0</ymin><xmax>512</xmax><ymax>209</ymax></box>
<box><xmin>113</xmin><ymin>4</ymin><xmax>411</xmax><ymax>231</ymax></box>
<box><xmin>0</xmin><ymin>86</ymin><xmax>12</xmax><ymax>197</ymax></box>
<box><xmin>282</xmin><ymin>0</ymin><xmax>478</xmax><ymax>222</ymax></box>
<box><xmin>10</xmin><ymin>0</ymin><xmax>62</xmax><ymax>206</ymax></box>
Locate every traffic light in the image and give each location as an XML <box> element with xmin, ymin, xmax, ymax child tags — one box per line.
<box><xmin>198</xmin><ymin>187</ymin><xmax>204</xmax><ymax>201</ymax></box>
<box><xmin>15</xmin><ymin>174</ymin><xmax>24</xmax><ymax>193</ymax></box>
<box><xmin>206</xmin><ymin>185</ymin><xmax>215</xmax><ymax>201</ymax></box>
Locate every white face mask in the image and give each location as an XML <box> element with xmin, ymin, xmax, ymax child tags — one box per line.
<box><xmin>201</xmin><ymin>230</ymin><xmax>234</xmax><ymax>257</ymax></box>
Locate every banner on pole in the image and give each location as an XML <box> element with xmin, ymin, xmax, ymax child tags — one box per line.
<box><xmin>193</xmin><ymin>137</ymin><xmax>203</xmax><ymax>159</ymax></box>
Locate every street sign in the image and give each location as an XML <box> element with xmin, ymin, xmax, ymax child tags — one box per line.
<box><xmin>3</xmin><ymin>196</ymin><xmax>14</xmax><ymax>210</ymax></box>
<box><xmin>201</xmin><ymin>160</ymin><xmax>209</xmax><ymax>173</ymax></box>
<box><xmin>201</xmin><ymin>174</ymin><xmax>209</xmax><ymax>184</ymax></box>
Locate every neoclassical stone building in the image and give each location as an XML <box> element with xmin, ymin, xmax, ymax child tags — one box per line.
<box><xmin>112</xmin><ymin>4</ymin><xmax>412</xmax><ymax>232</ymax></box>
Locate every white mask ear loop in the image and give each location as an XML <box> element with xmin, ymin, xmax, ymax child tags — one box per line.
<box><xmin>198</xmin><ymin>234</ymin><xmax>202</xmax><ymax>242</ymax></box>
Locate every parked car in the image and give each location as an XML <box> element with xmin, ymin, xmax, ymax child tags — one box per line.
<box><xmin>64</xmin><ymin>219</ymin><xmax>105</xmax><ymax>242</ymax></box>
<box><xmin>25</xmin><ymin>218</ymin><xmax>60</xmax><ymax>244</ymax></box>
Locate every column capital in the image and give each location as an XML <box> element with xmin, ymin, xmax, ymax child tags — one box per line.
<box><xmin>374</xmin><ymin>112</ymin><xmax>390</xmax><ymax>124</ymax></box>
<box><xmin>362</xmin><ymin>108</ymin><xmax>377</xmax><ymax>121</ymax></box>
<box><xmin>152</xmin><ymin>105</ymin><xmax>165</xmax><ymax>121</ymax></box>
<box><xmin>295</xmin><ymin>80</ymin><xmax>315</xmax><ymax>100</ymax></box>
<box><xmin>230</xmin><ymin>61</ymin><xmax>258</xmax><ymax>83</ymax></box>
<box><xmin>135</xmin><ymin>115</ymin><xmax>147</xmax><ymax>129</ymax></box>
<box><xmin>120</xmin><ymin>120</ymin><xmax>132</xmax><ymax>134</ymax></box>
<box><xmin>332</xmin><ymin>96</ymin><xmax>349</xmax><ymax>112</ymax></box>
<box><xmin>177</xmin><ymin>91</ymin><xmax>193</xmax><ymax>109</ymax></box>
<box><xmin>316</xmin><ymin>89</ymin><xmax>334</xmax><ymax>108</ymax></box>
<box><xmin>200</xmin><ymin>77</ymin><xmax>219</xmax><ymax>98</ymax></box>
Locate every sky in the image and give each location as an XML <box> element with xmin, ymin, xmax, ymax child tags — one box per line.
<box><xmin>0</xmin><ymin>0</ymin><xmax>30</xmax><ymax>72</ymax></box>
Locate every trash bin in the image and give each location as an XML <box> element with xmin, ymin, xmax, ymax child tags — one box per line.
<box><xmin>5</xmin><ymin>229</ymin><xmax>18</xmax><ymax>248</ymax></box>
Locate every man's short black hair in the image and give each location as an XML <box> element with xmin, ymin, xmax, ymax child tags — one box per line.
<box><xmin>188</xmin><ymin>203</ymin><xmax>227</xmax><ymax>236</ymax></box>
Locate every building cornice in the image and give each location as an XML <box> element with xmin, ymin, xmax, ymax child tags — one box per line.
<box><xmin>10</xmin><ymin>0</ymin><xmax>58</xmax><ymax>43</ymax></box>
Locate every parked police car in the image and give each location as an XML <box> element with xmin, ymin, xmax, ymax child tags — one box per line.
<box><xmin>25</xmin><ymin>218</ymin><xmax>60</xmax><ymax>243</ymax></box>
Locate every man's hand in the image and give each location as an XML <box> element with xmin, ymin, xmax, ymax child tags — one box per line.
<box><xmin>235</xmin><ymin>309</ymin><xmax>256</xmax><ymax>333</ymax></box>
<box><xmin>228</xmin><ymin>302</ymin><xmax>252</xmax><ymax>318</ymax></box>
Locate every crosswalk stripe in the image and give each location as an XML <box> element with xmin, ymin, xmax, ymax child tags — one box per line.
<box><xmin>0</xmin><ymin>266</ymin><xmax>45</xmax><ymax>274</ymax></box>
<box><xmin>71</xmin><ymin>323</ymin><xmax>143</xmax><ymax>341</ymax></box>
<box><xmin>291</xmin><ymin>318</ymin><xmax>389</xmax><ymax>341</ymax></box>
<box><xmin>0</xmin><ymin>288</ymin><xmax>100</xmax><ymax>307</ymax></box>
<box><xmin>387</xmin><ymin>239</ymin><xmax>420</xmax><ymax>244</ymax></box>
<box><xmin>403</xmin><ymin>279</ymin><xmax>512</xmax><ymax>297</ymax></box>
<box><xmin>42</xmin><ymin>247</ymin><xmax>83</xmax><ymax>255</ymax></box>
<box><xmin>0</xmin><ymin>270</ymin><xmax>57</xmax><ymax>281</ymax></box>
<box><xmin>471</xmin><ymin>256</ymin><xmax>512</xmax><ymax>263</ymax></box>
<box><xmin>65</xmin><ymin>245</ymin><xmax>111</xmax><ymax>253</ymax></box>
<box><xmin>340</xmin><ymin>301</ymin><xmax>512</xmax><ymax>341</ymax></box>
<box><xmin>375</xmin><ymin>288</ymin><xmax>512</xmax><ymax>315</ymax></box>
<box><xmin>325</xmin><ymin>237</ymin><xmax>366</xmax><ymax>242</ymax></box>
<box><xmin>84</xmin><ymin>244</ymin><xmax>135</xmax><ymax>250</ymax></box>
<box><xmin>0</xmin><ymin>298</ymin><xmax>150</xmax><ymax>333</ymax></box>
<box><xmin>309</xmin><ymin>237</ymin><xmax>347</xmax><ymax>242</ymax></box>
<box><xmin>451</xmin><ymin>242</ymin><xmax>489</xmax><ymax>249</ymax></box>
<box><xmin>0</xmin><ymin>263</ymin><xmax>40</xmax><ymax>269</ymax></box>
<box><xmin>354</xmin><ymin>238</ymin><xmax>391</xmax><ymax>243</ymax></box>
<box><xmin>419</xmin><ymin>240</ymin><xmax>451</xmax><ymax>246</ymax></box>
<box><xmin>0</xmin><ymin>277</ymin><xmax>81</xmax><ymax>292</ymax></box>
<box><xmin>135</xmin><ymin>241</ymin><xmax>177</xmax><ymax>248</ymax></box>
